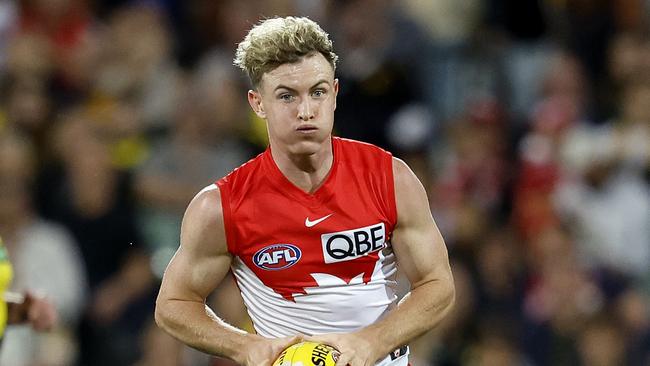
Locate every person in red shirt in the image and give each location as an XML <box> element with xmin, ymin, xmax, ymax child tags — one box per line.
<box><xmin>155</xmin><ymin>16</ymin><xmax>454</xmax><ymax>366</ymax></box>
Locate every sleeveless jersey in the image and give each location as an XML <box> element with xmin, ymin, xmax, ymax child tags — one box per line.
<box><xmin>0</xmin><ymin>236</ymin><xmax>13</xmax><ymax>339</ymax></box>
<box><xmin>217</xmin><ymin>137</ymin><xmax>409</xmax><ymax>365</ymax></box>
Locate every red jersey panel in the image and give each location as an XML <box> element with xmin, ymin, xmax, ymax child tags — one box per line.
<box><xmin>216</xmin><ymin>138</ymin><xmax>408</xmax><ymax>364</ymax></box>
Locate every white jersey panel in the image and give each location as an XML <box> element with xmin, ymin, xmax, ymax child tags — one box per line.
<box><xmin>231</xmin><ymin>248</ymin><xmax>408</xmax><ymax>365</ymax></box>
<box><xmin>232</xmin><ymin>247</ymin><xmax>398</xmax><ymax>336</ymax></box>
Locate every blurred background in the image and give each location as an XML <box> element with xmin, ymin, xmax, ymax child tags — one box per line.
<box><xmin>0</xmin><ymin>0</ymin><xmax>649</xmax><ymax>365</ymax></box>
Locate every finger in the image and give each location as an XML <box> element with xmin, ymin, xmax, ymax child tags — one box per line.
<box><xmin>279</xmin><ymin>334</ymin><xmax>302</xmax><ymax>348</ymax></box>
<box><xmin>306</xmin><ymin>335</ymin><xmax>337</xmax><ymax>349</ymax></box>
<box><xmin>288</xmin><ymin>333</ymin><xmax>304</xmax><ymax>344</ymax></box>
<box><xmin>335</xmin><ymin>352</ymin><xmax>352</xmax><ymax>366</ymax></box>
<box><xmin>304</xmin><ymin>334</ymin><xmax>318</xmax><ymax>343</ymax></box>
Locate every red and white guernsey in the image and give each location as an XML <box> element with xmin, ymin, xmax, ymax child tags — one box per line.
<box><xmin>217</xmin><ymin>137</ymin><xmax>408</xmax><ymax>365</ymax></box>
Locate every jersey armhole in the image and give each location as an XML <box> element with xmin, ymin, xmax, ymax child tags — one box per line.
<box><xmin>385</xmin><ymin>154</ymin><xmax>398</xmax><ymax>225</ymax></box>
<box><xmin>216</xmin><ymin>180</ymin><xmax>238</xmax><ymax>255</ymax></box>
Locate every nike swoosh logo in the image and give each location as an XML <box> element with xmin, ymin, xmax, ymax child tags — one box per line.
<box><xmin>305</xmin><ymin>214</ymin><xmax>333</xmax><ymax>228</ymax></box>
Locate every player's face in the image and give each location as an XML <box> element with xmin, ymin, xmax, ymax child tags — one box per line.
<box><xmin>248</xmin><ymin>52</ymin><xmax>338</xmax><ymax>155</ymax></box>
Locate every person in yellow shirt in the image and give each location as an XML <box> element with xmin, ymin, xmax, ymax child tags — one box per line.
<box><xmin>0</xmin><ymin>236</ymin><xmax>57</xmax><ymax>343</ymax></box>
<box><xmin>0</xmin><ymin>237</ymin><xmax>11</xmax><ymax>338</ymax></box>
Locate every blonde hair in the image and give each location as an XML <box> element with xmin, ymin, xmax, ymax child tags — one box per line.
<box><xmin>234</xmin><ymin>16</ymin><xmax>338</xmax><ymax>87</ymax></box>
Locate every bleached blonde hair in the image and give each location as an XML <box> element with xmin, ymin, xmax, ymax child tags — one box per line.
<box><xmin>234</xmin><ymin>16</ymin><xmax>338</xmax><ymax>87</ymax></box>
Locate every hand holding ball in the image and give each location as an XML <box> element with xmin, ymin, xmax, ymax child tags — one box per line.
<box><xmin>273</xmin><ymin>341</ymin><xmax>340</xmax><ymax>366</ymax></box>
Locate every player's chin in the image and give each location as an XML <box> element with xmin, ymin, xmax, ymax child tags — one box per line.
<box><xmin>288</xmin><ymin>136</ymin><xmax>329</xmax><ymax>154</ymax></box>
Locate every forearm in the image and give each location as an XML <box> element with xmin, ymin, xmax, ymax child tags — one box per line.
<box><xmin>360</xmin><ymin>278</ymin><xmax>455</xmax><ymax>356</ymax></box>
<box><xmin>155</xmin><ymin>298</ymin><xmax>257</xmax><ymax>362</ymax></box>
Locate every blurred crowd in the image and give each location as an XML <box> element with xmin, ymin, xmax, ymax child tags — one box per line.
<box><xmin>0</xmin><ymin>0</ymin><xmax>649</xmax><ymax>365</ymax></box>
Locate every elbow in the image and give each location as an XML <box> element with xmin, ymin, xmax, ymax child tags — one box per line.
<box><xmin>436</xmin><ymin>275</ymin><xmax>456</xmax><ymax>318</ymax></box>
<box><xmin>154</xmin><ymin>297</ymin><xmax>171</xmax><ymax>332</ymax></box>
<box><xmin>444</xmin><ymin>277</ymin><xmax>456</xmax><ymax>313</ymax></box>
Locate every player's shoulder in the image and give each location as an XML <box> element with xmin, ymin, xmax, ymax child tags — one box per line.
<box><xmin>181</xmin><ymin>184</ymin><xmax>230</xmax><ymax>254</ymax></box>
<box><xmin>392</xmin><ymin>156</ymin><xmax>427</xmax><ymax>207</ymax></box>
<box><xmin>185</xmin><ymin>184</ymin><xmax>224</xmax><ymax>225</ymax></box>
<box><xmin>334</xmin><ymin>137</ymin><xmax>394</xmax><ymax>170</ymax></box>
<box><xmin>334</xmin><ymin>136</ymin><xmax>393</xmax><ymax>156</ymax></box>
<box><xmin>391</xmin><ymin>156</ymin><xmax>412</xmax><ymax>177</ymax></box>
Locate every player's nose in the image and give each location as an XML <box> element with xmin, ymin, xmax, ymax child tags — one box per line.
<box><xmin>297</xmin><ymin>98</ymin><xmax>315</xmax><ymax>121</ymax></box>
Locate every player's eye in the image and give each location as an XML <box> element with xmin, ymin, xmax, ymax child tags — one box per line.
<box><xmin>278</xmin><ymin>93</ymin><xmax>294</xmax><ymax>102</ymax></box>
<box><xmin>312</xmin><ymin>89</ymin><xmax>325</xmax><ymax>98</ymax></box>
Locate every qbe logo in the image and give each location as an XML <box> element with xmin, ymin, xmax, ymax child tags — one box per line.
<box><xmin>321</xmin><ymin>223</ymin><xmax>385</xmax><ymax>264</ymax></box>
<box><xmin>253</xmin><ymin>244</ymin><xmax>302</xmax><ymax>270</ymax></box>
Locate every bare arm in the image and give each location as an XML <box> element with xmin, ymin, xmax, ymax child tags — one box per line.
<box><xmin>359</xmin><ymin>157</ymin><xmax>455</xmax><ymax>354</ymax></box>
<box><xmin>312</xmin><ymin>158</ymin><xmax>455</xmax><ymax>365</ymax></box>
<box><xmin>155</xmin><ymin>185</ymin><xmax>298</xmax><ymax>364</ymax></box>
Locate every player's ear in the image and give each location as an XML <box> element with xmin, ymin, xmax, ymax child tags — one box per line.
<box><xmin>248</xmin><ymin>89</ymin><xmax>266</xmax><ymax>119</ymax></box>
<box><xmin>333</xmin><ymin>78</ymin><xmax>339</xmax><ymax>110</ymax></box>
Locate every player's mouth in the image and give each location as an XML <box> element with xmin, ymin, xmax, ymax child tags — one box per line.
<box><xmin>296</xmin><ymin>124</ymin><xmax>318</xmax><ymax>133</ymax></box>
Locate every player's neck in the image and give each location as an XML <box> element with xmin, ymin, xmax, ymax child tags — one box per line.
<box><xmin>270</xmin><ymin>139</ymin><xmax>334</xmax><ymax>194</ymax></box>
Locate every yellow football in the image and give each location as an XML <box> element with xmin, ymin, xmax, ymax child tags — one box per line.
<box><xmin>273</xmin><ymin>341</ymin><xmax>339</xmax><ymax>366</ymax></box>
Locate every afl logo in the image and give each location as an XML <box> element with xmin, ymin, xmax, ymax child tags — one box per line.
<box><xmin>253</xmin><ymin>244</ymin><xmax>302</xmax><ymax>270</ymax></box>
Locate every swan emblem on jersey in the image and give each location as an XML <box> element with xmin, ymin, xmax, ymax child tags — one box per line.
<box><xmin>253</xmin><ymin>244</ymin><xmax>302</xmax><ymax>270</ymax></box>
